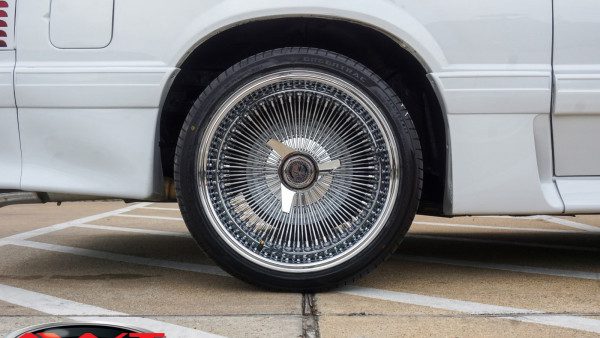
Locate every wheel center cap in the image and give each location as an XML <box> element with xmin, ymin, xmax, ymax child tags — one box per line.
<box><xmin>280</xmin><ymin>153</ymin><xmax>317</xmax><ymax>190</ymax></box>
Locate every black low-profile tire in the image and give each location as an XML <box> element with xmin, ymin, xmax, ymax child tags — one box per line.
<box><xmin>175</xmin><ymin>47</ymin><xmax>422</xmax><ymax>291</ymax></box>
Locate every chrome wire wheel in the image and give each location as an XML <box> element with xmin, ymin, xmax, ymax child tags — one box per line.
<box><xmin>197</xmin><ymin>70</ymin><xmax>400</xmax><ymax>273</ymax></box>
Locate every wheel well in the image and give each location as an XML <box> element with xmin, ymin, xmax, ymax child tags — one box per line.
<box><xmin>160</xmin><ymin>17</ymin><xmax>447</xmax><ymax>215</ymax></box>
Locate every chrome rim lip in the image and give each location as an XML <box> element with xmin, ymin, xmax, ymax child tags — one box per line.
<box><xmin>197</xmin><ymin>69</ymin><xmax>400</xmax><ymax>273</ymax></box>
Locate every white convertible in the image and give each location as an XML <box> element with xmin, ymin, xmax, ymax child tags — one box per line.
<box><xmin>0</xmin><ymin>0</ymin><xmax>598</xmax><ymax>290</ymax></box>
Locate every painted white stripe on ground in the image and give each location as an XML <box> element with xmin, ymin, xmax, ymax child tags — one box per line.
<box><xmin>0</xmin><ymin>223</ymin><xmax>73</xmax><ymax>242</ymax></box>
<box><xmin>342</xmin><ymin>286</ymin><xmax>535</xmax><ymax>315</ymax></box>
<box><xmin>478</xmin><ymin>215</ymin><xmax>600</xmax><ymax>232</ymax></box>
<box><xmin>74</xmin><ymin>223</ymin><xmax>191</xmax><ymax>238</ymax></box>
<box><xmin>70</xmin><ymin>202</ymin><xmax>154</xmax><ymax>225</ymax></box>
<box><xmin>141</xmin><ymin>206</ymin><xmax>181</xmax><ymax>211</ymax></box>
<box><xmin>0</xmin><ymin>202</ymin><xmax>153</xmax><ymax>245</ymax></box>
<box><xmin>116</xmin><ymin>214</ymin><xmax>184</xmax><ymax>221</ymax></box>
<box><xmin>395</xmin><ymin>254</ymin><xmax>600</xmax><ymax>281</ymax></box>
<box><xmin>413</xmin><ymin>221</ymin><xmax>576</xmax><ymax>233</ymax></box>
<box><xmin>340</xmin><ymin>286</ymin><xmax>600</xmax><ymax>334</ymax></box>
<box><xmin>0</xmin><ymin>283</ymin><xmax>124</xmax><ymax>316</ymax></box>
<box><xmin>534</xmin><ymin>215</ymin><xmax>600</xmax><ymax>233</ymax></box>
<box><xmin>6</xmin><ymin>239</ymin><xmax>229</xmax><ymax>277</ymax></box>
<box><xmin>0</xmin><ymin>283</ymin><xmax>222</xmax><ymax>338</ymax></box>
<box><xmin>517</xmin><ymin>314</ymin><xmax>600</xmax><ymax>334</ymax></box>
<box><xmin>479</xmin><ymin>215</ymin><xmax>539</xmax><ymax>219</ymax></box>
<box><xmin>407</xmin><ymin>234</ymin><xmax>600</xmax><ymax>252</ymax></box>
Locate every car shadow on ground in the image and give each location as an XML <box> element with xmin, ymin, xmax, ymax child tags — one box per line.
<box><xmin>13</xmin><ymin>228</ymin><xmax>597</xmax><ymax>290</ymax></box>
<box><xmin>398</xmin><ymin>231</ymin><xmax>600</xmax><ymax>268</ymax></box>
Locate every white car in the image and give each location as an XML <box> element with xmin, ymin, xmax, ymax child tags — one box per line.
<box><xmin>0</xmin><ymin>0</ymin><xmax>598</xmax><ymax>290</ymax></box>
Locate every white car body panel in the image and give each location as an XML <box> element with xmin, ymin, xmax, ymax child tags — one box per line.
<box><xmin>556</xmin><ymin>179</ymin><xmax>600</xmax><ymax>213</ymax></box>
<box><xmin>2</xmin><ymin>0</ymin><xmax>599</xmax><ymax>214</ymax></box>
<box><xmin>19</xmin><ymin>108</ymin><xmax>163</xmax><ymax>199</ymax></box>
<box><xmin>552</xmin><ymin>0</ymin><xmax>600</xmax><ymax>176</ymax></box>
<box><xmin>444</xmin><ymin>113</ymin><xmax>562</xmax><ymax>215</ymax></box>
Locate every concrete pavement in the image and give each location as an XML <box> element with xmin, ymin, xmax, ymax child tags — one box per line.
<box><xmin>0</xmin><ymin>202</ymin><xmax>599</xmax><ymax>337</ymax></box>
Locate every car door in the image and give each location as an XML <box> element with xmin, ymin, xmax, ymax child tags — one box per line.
<box><xmin>0</xmin><ymin>0</ymin><xmax>19</xmax><ymax>189</ymax></box>
<box><xmin>553</xmin><ymin>0</ymin><xmax>600</xmax><ymax>176</ymax></box>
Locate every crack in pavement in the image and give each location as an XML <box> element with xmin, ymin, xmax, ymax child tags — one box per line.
<box><xmin>302</xmin><ymin>293</ymin><xmax>320</xmax><ymax>338</ymax></box>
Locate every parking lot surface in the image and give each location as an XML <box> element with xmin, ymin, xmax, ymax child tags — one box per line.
<box><xmin>0</xmin><ymin>201</ymin><xmax>599</xmax><ymax>337</ymax></box>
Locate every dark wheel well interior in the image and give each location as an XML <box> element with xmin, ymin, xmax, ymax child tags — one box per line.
<box><xmin>160</xmin><ymin>17</ymin><xmax>447</xmax><ymax>215</ymax></box>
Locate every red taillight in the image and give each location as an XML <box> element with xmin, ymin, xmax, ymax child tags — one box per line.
<box><xmin>0</xmin><ymin>1</ymin><xmax>8</xmax><ymax>48</ymax></box>
<box><xmin>0</xmin><ymin>0</ymin><xmax>8</xmax><ymax>48</ymax></box>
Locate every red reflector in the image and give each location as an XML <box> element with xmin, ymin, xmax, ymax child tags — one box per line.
<box><xmin>0</xmin><ymin>1</ymin><xmax>7</xmax><ymax>8</ymax></box>
<box><xmin>0</xmin><ymin>41</ymin><xmax>6</xmax><ymax>48</ymax></box>
<box><xmin>0</xmin><ymin>30</ymin><xmax>5</xmax><ymax>37</ymax></box>
<box><xmin>0</xmin><ymin>20</ymin><xmax>6</xmax><ymax>27</ymax></box>
<box><xmin>0</xmin><ymin>10</ymin><xmax>6</xmax><ymax>17</ymax></box>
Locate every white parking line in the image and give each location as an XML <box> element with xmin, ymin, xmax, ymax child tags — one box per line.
<box><xmin>479</xmin><ymin>215</ymin><xmax>600</xmax><ymax>232</ymax></box>
<box><xmin>412</xmin><ymin>221</ymin><xmax>578</xmax><ymax>233</ymax></box>
<box><xmin>68</xmin><ymin>202</ymin><xmax>155</xmax><ymax>225</ymax></box>
<box><xmin>340</xmin><ymin>286</ymin><xmax>600</xmax><ymax>334</ymax></box>
<box><xmin>0</xmin><ymin>202</ymin><xmax>153</xmax><ymax>245</ymax></box>
<box><xmin>395</xmin><ymin>254</ymin><xmax>600</xmax><ymax>281</ymax></box>
<box><xmin>407</xmin><ymin>234</ymin><xmax>600</xmax><ymax>252</ymax></box>
<box><xmin>3</xmin><ymin>239</ymin><xmax>229</xmax><ymax>277</ymax></box>
<box><xmin>535</xmin><ymin>215</ymin><xmax>600</xmax><ymax>233</ymax></box>
<box><xmin>116</xmin><ymin>214</ymin><xmax>184</xmax><ymax>221</ymax></box>
<box><xmin>74</xmin><ymin>223</ymin><xmax>191</xmax><ymax>238</ymax></box>
<box><xmin>0</xmin><ymin>223</ymin><xmax>74</xmax><ymax>243</ymax></box>
<box><xmin>0</xmin><ymin>283</ymin><xmax>223</xmax><ymax>338</ymax></box>
<box><xmin>480</xmin><ymin>215</ymin><xmax>539</xmax><ymax>220</ymax></box>
<box><xmin>141</xmin><ymin>206</ymin><xmax>181</xmax><ymax>211</ymax></box>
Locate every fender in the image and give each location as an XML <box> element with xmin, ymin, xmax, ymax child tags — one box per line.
<box><xmin>162</xmin><ymin>0</ymin><xmax>446</xmax><ymax>72</ymax></box>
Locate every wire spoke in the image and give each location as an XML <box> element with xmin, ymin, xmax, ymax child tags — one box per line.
<box><xmin>200</xmin><ymin>72</ymin><xmax>395</xmax><ymax>270</ymax></box>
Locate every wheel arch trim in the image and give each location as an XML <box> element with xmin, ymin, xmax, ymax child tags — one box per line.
<box><xmin>166</xmin><ymin>2</ymin><xmax>447</xmax><ymax>73</ymax></box>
